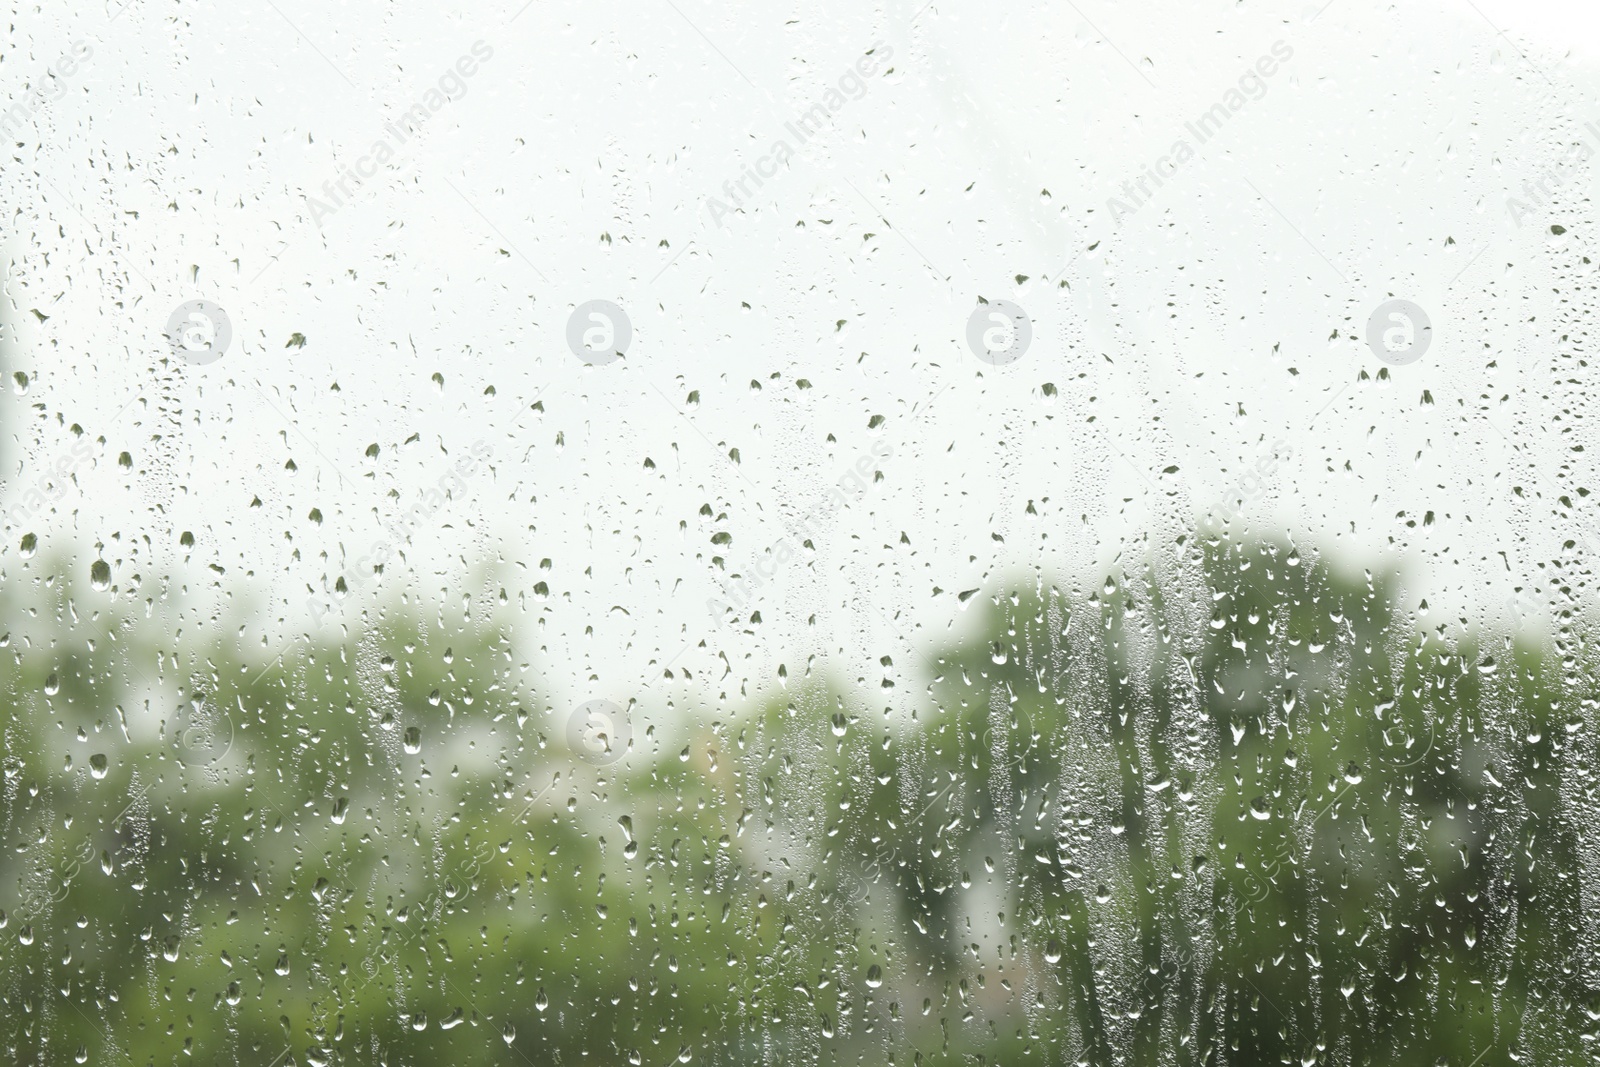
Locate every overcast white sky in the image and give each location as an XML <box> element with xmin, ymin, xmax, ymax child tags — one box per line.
<box><xmin>4</xmin><ymin>0</ymin><xmax>1600</xmax><ymax>712</ymax></box>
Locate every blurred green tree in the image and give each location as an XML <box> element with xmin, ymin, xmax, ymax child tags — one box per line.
<box><xmin>2</xmin><ymin>322</ymin><xmax>1595</xmax><ymax>1067</ymax></box>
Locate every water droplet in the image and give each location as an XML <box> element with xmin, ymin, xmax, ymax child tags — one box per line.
<box><xmin>403</xmin><ymin>727</ymin><xmax>421</xmax><ymax>754</ymax></box>
<box><xmin>89</xmin><ymin>560</ymin><xmax>111</xmax><ymax>591</ymax></box>
<box><xmin>89</xmin><ymin>754</ymin><xmax>108</xmax><ymax>779</ymax></box>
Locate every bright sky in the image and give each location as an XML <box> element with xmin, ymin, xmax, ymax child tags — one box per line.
<box><xmin>3</xmin><ymin>0</ymin><xmax>1599</xmax><ymax>713</ymax></box>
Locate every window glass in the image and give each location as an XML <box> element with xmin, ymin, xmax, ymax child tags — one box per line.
<box><xmin>4</xmin><ymin>1</ymin><xmax>1598</xmax><ymax>1064</ymax></box>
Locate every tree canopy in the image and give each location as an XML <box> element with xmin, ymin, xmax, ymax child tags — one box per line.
<box><xmin>3</xmin><ymin>527</ymin><xmax>1595</xmax><ymax>1067</ymax></box>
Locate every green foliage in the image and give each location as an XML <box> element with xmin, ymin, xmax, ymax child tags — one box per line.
<box><xmin>1</xmin><ymin>530</ymin><xmax>1596</xmax><ymax>1066</ymax></box>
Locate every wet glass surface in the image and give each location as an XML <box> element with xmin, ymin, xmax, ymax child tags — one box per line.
<box><xmin>4</xmin><ymin>1</ymin><xmax>1600</xmax><ymax>1064</ymax></box>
